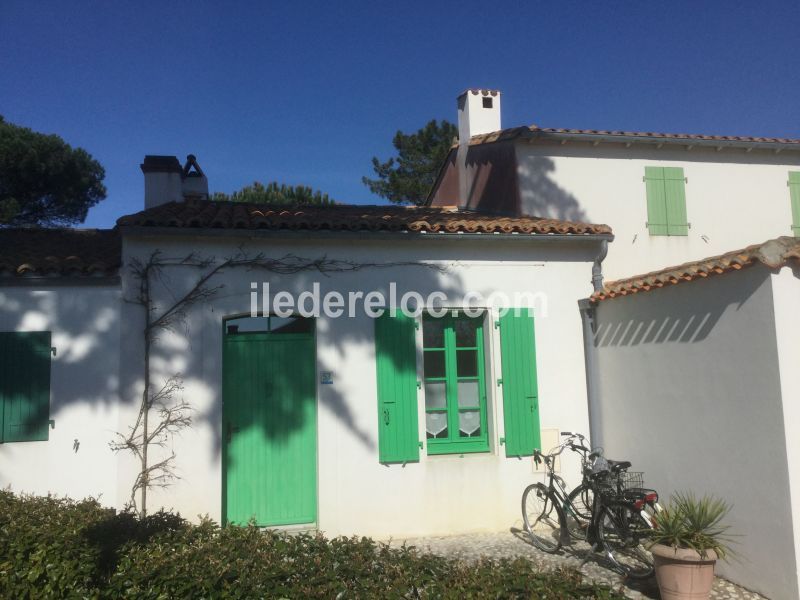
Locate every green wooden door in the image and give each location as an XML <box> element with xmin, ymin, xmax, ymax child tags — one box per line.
<box><xmin>223</xmin><ymin>326</ymin><xmax>317</xmax><ymax>526</ymax></box>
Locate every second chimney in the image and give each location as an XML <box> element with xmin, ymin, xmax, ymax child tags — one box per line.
<box><xmin>457</xmin><ymin>89</ymin><xmax>501</xmax><ymax>143</ymax></box>
<box><xmin>141</xmin><ymin>154</ymin><xmax>208</xmax><ymax>209</ymax></box>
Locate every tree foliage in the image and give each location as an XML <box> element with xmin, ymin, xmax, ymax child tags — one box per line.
<box><xmin>212</xmin><ymin>181</ymin><xmax>334</xmax><ymax>205</ymax></box>
<box><xmin>0</xmin><ymin>116</ymin><xmax>106</xmax><ymax>227</ymax></box>
<box><xmin>362</xmin><ymin>119</ymin><xmax>457</xmax><ymax>206</ymax></box>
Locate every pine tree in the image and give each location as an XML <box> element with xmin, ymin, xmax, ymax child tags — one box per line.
<box><xmin>362</xmin><ymin>120</ymin><xmax>457</xmax><ymax>205</ymax></box>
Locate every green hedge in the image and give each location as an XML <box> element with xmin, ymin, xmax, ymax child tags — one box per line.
<box><xmin>0</xmin><ymin>490</ymin><xmax>623</xmax><ymax>599</ymax></box>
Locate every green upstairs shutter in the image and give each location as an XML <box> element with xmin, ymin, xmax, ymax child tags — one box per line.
<box><xmin>645</xmin><ymin>167</ymin><xmax>669</xmax><ymax>236</ymax></box>
<box><xmin>664</xmin><ymin>167</ymin><xmax>689</xmax><ymax>236</ymax></box>
<box><xmin>789</xmin><ymin>172</ymin><xmax>800</xmax><ymax>237</ymax></box>
<box><xmin>0</xmin><ymin>332</ymin><xmax>51</xmax><ymax>443</ymax></box>
<box><xmin>374</xmin><ymin>312</ymin><xmax>420</xmax><ymax>463</ymax></box>
<box><xmin>645</xmin><ymin>166</ymin><xmax>688</xmax><ymax>236</ymax></box>
<box><xmin>499</xmin><ymin>309</ymin><xmax>541</xmax><ymax>458</ymax></box>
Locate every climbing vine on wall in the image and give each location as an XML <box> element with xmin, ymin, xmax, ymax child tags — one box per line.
<box><xmin>114</xmin><ymin>249</ymin><xmax>443</xmax><ymax>516</ymax></box>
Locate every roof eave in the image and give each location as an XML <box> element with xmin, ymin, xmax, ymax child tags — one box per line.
<box><xmin>117</xmin><ymin>225</ymin><xmax>614</xmax><ymax>243</ymax></box>
<box><xmin>517</xmin><ymin>130</ymin><xmax>800</xmax><ymax>153</ymax></box>
<box><xmin>0</xmin><ymin>274</ymin><xmax>121</xmax><ymax>287</ymax></box>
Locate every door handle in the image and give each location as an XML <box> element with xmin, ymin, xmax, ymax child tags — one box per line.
<box><xmin>383</xmin><ymin>409</ymin><xmax>390</xmax><ymax>425</ymax></box>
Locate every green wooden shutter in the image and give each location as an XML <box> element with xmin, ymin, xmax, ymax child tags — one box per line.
<box><xmin>789</xmin><ymin>172</ymin><xmax>800</xmax><ymax>237</ymax></box>
<box><xmin>374</xmin><ymin>312</ymin><xmax>420</xmax><ymax>463</ymax></box>
<box><xmin>499</xmin><ymin>309</ymin><xmax>541</xmax><ymax>458</ymax></box>
<box><xmin>664</xmin><ymin>167</ymin><xmax>689</xmax><ymax>236</ymax></box>
<box><xmin>0</xmin><ymin>332</ymin><xmax>51</xmax><ymax>443</ymax></box>
<box><xmin>645</xmin><ymin>167</ymin><xmax>669</xmax><ymax>236</ymax></box>
<box><xmin>645</xmin><ymin>166</ymin><xmax>688</xmax><ymax>236</ymax></box>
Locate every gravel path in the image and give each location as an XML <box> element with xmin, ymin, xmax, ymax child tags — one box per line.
<box><xmin>390</xmin><ymin>530</ymin><xmax>766</xmax><ymax>600</ymax></box>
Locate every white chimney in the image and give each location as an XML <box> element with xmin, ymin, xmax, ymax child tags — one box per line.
<box><xmin>141</xmin><ymin>154</ymin><xmax>208</xmax><ymax>209</ymax></box>
<box><xmin>457</xmin><ymin>89</ymin><xmax>501</xmax><ymax>143</ymax></box>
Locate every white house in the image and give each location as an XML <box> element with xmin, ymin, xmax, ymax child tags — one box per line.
<box><xmin>584</xmin><ymin>236</ymin><xmax>800</xmax><ymax>600</ymax></box>
<box><xmin>429</xmin><ymin>89</ymin><xmax>800</xmax><ymax>279</ymax></box>
<box><xmin>4</xmin><ymin>93</ymin><xmax>800</xmax><ymax>597</ymax></box>
<box><xmin>0</xmin><ymin>154</ymin><xmax>611</xmax><ymax>538</ymax></box>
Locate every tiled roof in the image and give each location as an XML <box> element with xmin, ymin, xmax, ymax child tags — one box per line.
<box><xmin>117</xmin><ymin>200</ymin><xmax>612</xmax><ymax>236</ymax></box>
<box><xmin>466</xmin><ymin>125</ymin><xmax>800</xmax><ymax>149</ymax></box>
<box><xmin>591</xmin><ymin>237</ymin><xmax>800</xmax><ymax>302</ymax></box>
<box><xmin>0</xmin><ymin>228</ymin><xmax>121</xmax><ymax>278</ymax></box>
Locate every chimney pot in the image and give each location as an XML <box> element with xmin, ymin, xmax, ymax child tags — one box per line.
<box><xmin>181</xmin><ymin>154</ymin><xmax>208</xmax><ymax>200</ymax></box>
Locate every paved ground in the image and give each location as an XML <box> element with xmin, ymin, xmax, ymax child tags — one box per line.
<box><xmin>390</xmin><ymin>530</ymin><xmax>766</xmax><ymax>599</ymax></box>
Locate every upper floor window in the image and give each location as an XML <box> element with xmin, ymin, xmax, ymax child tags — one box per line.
<box><xmin>789</xmin><ymin>172</ymin><xmax>800</xmax><ymax>237</ymax></box>
<box><xmin>644</xmin><ymin>166</ymin><xmax>688</xmax><ymax>236</ymax></box>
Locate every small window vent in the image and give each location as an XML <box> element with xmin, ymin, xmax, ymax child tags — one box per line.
<box><xmin>482</xmin><ymin>97</ymin><xmax>493</xmax><ymax>109</ymax></box>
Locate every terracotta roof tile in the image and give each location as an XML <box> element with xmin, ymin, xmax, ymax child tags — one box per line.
<box><xmin>0</xmin><ymin>228</ymin><xmax>120</xmax><ymax>278</ymax></box>
<box><xmin>466</xmin><ymin>125</ymin><xmax>800</xmax><ymax>149</ymax></box>
<box><xmin>117</xmin><ymin>200</ymin><xmax>612</xmax><ymax>236</ymax></box>
<box><xmin>591</xmin><ymin>237</ymin><xmax>800</xmax><ymax>302</ymax></box>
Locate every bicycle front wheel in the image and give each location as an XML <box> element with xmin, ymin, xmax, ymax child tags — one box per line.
<box><xmin>522</xmin><ymin>483</ymin><xmax>565</xmax><ymax>553</ymax></box>
<box><xmin>597</xmin><ymin>502</ymin><xmax>654</xmax><ymax>579</ymax></box>
<box><xmin>565</xmin><ymin>483</ymin><xmax>593</xmax><ymax>540</ymax></box>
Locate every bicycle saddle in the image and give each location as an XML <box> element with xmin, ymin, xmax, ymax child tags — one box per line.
<box><xmin>606</xmin><ymin>459</ymin><xmax>632</xmax><ymax>471</ymax></box>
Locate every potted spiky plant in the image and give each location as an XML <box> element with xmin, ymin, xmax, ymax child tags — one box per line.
<box><xmin>649</xmin><ymin>492</ymin><xmax>734</xmax><ymax>600</ymax></box>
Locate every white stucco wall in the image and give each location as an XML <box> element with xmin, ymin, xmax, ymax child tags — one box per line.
<box><xmin>515</xmin><ymin>143</ymin><xmax>800</xmax><ymax>279</ymax></box>
<box><xmin>591</xmin><ymin>265</ymin><xmax>797</xmax><ymax>600</ymax></box>
<box><xmin>772</xmin><ymin>266</ymin><xmax>800</xmax><ymax>598</ymax></box>
<box><xmin>116</xmin><ymin>233</ymin><xmax>599</xmax><ymax>537</ymax></box>
<box><xmin>0</xmin><ymin>284</ymin><xmax>122</xmax><ymax>505</ymax></box>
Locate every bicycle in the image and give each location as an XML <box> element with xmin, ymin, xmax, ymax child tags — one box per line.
<box><xmin>522</xmin><ymin>433</ymin><xmax>658</xmax><ymax>579</ymax></box>
<box><xmin>521</xmin><ymin>432</ymin><xmax>594</xmax><ymax>552</ymax></box>
<box><xmin>584</xmin><ymin>462</ymin><xmax>656</xmax><ymax>579</ymax></box>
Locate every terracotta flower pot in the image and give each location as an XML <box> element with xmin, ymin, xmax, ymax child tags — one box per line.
<box><xmin>651</xmin><ymin>543</ymin><xmax>718</xmax><ymax>600</ymax></box>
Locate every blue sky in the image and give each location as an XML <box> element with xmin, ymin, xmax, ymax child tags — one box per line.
<box><xmin>2</xmin><ymin>1</ymin><xmax>799</xmax><ymax>228</ymax></box>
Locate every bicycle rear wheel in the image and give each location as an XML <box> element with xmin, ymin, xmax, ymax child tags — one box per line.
<box><xmin>597</xmin><ymin>502</ymin><xmax>654</xmax><ymax>579</ymax></box>
<box><xmin>522</xmin><ymin>483</ymin><xmax>565</xmax><ymax>553</ymax></box>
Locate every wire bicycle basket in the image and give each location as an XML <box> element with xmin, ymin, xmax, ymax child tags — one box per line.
<box><xmin>617</xmin><ymin>471</ymin><xmax>644</xmax><ymax>491</ymax></box>
<box><xmin>593</xmin><ymin>469</ymin><xmax>646</xmax><ymax>500</ymax></box>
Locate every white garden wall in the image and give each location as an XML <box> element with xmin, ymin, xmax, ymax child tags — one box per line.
<box><xmin>0</xmin><ymin>284</ymin><xmax>122</xmax><ymax>505</ymax></box>
<box><xmin>591</xmin><ymin>265</ymin><xmax>798</xmax><ymax>600</ymax></box>
<box><xmin>118</xmin><ymin>233</ymin><xmax>599</xmax><ymax>537</ymax></box>
<box><xmin>516</xmin><ymin>143</ymin><xmax>800</xmax><ymax>279</ymax></box>
<box><xmin>772</xmin><ymin>266</ymin><xmax>800</xmax><ymax>599</ymax></box>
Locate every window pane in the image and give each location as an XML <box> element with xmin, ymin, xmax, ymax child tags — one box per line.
<box><xmin>459</xmin><ymin>410</ymin><xmax>481</xmax><ymax>437</ymax></box>
<box><xmin>426</xmin><ymin>412</ymin><xmax>448</xmax><ymax>439</ymax></box>
<box><xmin>454</xmin><ymin>318</ymin><xmax>478</xmax><ymax>347</ymax></box>
<box><xmin>423</xmin><ymin>317</ymin><xmax>445</xmax><ymax>348</ymax></box>
<box><xmin>425</xmin><ymin>382</ymin><xmax>447</xmax><ymax>409</ymax></box>
<box><xmin>457</xmin><ymin>381</ymin><xmax>480</xmax><ymax>408</ymax></box>
<box><xmin>270</xmin><ymin>316</ymin><xmax>314</xmax><ymax>334</ymax></box>
<box><xmin>456</xmin><ymin>350</ymin><xmax>477</xmax><ymax>377</ymax></box>
<box><xmin>423</xmin><ymin>351</ymin><xmax>445</xmax><ymax>378</ymax></box>
<box><xmin>226</xmin><ymin>316</ymin><xmax>269</xmax><ymax>334</ymax></box>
